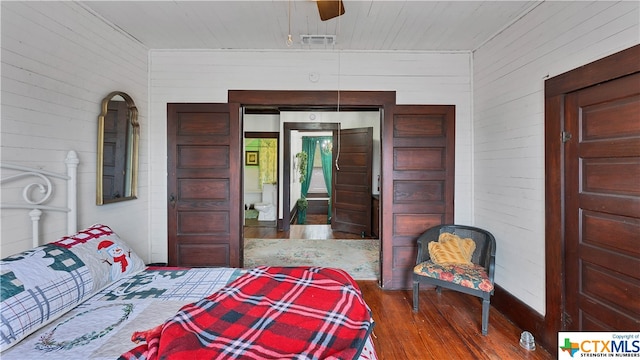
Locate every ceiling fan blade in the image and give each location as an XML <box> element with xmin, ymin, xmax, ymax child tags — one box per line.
<box><xmin>317</xmin><ymin>0</ymin><xmax>345</xmax><ymax>21</ymax></box>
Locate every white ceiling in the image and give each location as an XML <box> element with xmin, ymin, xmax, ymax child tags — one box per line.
<box><xmin>82</xmin><ymin>1</ymin><xmax>541</xmax><ymax>51</ymax></box>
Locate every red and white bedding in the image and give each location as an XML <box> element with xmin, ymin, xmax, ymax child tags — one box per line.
<box><xmin>2</xmin><ymin>265</ymin><xmax>377</xmax><ymax>359</ymax></box>
<box><xmin>1</xmin><ymin>224</ymin><xmax>377</xmax><ymax>359</ymax></box>
<box><xmin>121</xmin><ymin>266</ymin><xmax>376</xmax><ymax>360</ymax></box>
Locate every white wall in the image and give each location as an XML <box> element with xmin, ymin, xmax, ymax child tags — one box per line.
<box><xmin>0</xmin><ymin>2</ymin><xmax>150</xmax><ymax>260</ymax></box>
<box><xmin>473</xmin><ymin>1</ymin><xmax>639</xmax><ymax>315</ymax></box>
<box><xmin>149</xmin><ymin>50</ymin><xmax>473</xmax><ymax>263</ymax></box>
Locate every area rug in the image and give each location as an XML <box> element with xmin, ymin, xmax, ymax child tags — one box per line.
<box><xmin>244</xmin><ymin>238</ymin><xmax>379</xmax><ymax>280</ymax></box>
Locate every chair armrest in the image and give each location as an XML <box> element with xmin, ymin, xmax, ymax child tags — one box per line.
<box><xmin>486</xmin><ymin>246</ymin><xmax>496</xmax><ymax>284</ymax></box>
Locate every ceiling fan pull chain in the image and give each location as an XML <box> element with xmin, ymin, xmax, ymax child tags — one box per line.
<box><xmin>286</xmin><ymin>0</ymin><xmax>293</xmax><ymax>46</ymax></box>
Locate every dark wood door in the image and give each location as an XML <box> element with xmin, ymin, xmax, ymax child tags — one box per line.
<box><xmin>167</xmin><ymin>103</ymin><xmax>241</xmax><ymax>267</ymax></box>
<box><xmin>384</xmin><ymin>105</ymin><xmax>455</xmax><ymax>288</ymax></box>
<box><xmin>332</xmin><ymin>127</ymin><xmax>373</xmax><ymax>236</ymax></box>
<box><xmin>564</xmin><ymin>72</ymin><xmax>640</xmax><ymax>330</ymax></box>
<box><xmin>102</xmin><ymin>100</ymin><xmax>129</xmax><ymax>200</ymax></box>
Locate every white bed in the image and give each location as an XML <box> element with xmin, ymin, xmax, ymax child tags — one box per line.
<box><xmin>0</xmin><ymin>152</ymin><xmax>378</xmax><ymax>360</ymax></box>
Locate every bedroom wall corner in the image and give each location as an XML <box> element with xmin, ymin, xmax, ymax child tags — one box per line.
<box><xmin>0</xmin><ymin>2</ymin><xmax>151</xmax><ymax>260</ymax></box>
<box><xmin>472</xmin><ymin>1</ymin><xmax>639</xmax><ymax>315</ymax></box>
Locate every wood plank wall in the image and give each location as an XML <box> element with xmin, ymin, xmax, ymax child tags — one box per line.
<box><xmin>149</xmin><ymin>51</ymin><xmax>473</xmax><ymax>264</ymax></box>
<box><xmin>0</xmin><ymin>2</ymin><xmax>149</xmax><ymax>258</ymax></box>
<box><xmin>473</xmin><ymin>0</ymin><xmax>638</xmax><ymax>317</ymax></box>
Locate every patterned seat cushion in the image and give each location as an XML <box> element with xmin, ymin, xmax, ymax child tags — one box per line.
<box><xmin>414</xmin><ymin>261</ymin><xmax>494</xmax><ymax>292</ymax></box>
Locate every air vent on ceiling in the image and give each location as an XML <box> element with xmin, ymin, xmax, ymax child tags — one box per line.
<box><xmin>300</xmin><ymin>35</ymin><xmax>336</xmax><ymax>46</ymax></box>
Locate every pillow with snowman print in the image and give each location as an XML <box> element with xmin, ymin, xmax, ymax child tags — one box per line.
<box><xmin>52</xmin><ymin>224</ymin><xmax>146</xmax><ymax>292</ymax></box>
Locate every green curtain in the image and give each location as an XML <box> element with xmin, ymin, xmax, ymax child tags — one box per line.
<box><xmin>301</xmin><ymin>136</ymin><xmax>333</xmax><ymax>220</ymax></box>
<box><xmin>300</xmin><ymin>137</ymin><xmax>316</xmax><ymax>198</ymax></box>
<box><xmin>258</xmin><ymin>139</ymin><xmax>277</xmax><ymax>185</ymax></box>
<box><xmin>318</xmin><ymin>137</ymin><xmax>333</xmax><ymax>219</ymax></box>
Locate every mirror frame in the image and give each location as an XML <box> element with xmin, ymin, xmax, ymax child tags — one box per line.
<box><xmin>96</xmin><ymin>91</ymin><xmax>139</xmax><ymax>205</ymax></box>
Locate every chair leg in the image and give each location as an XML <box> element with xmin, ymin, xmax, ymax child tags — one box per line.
<box><xmin>481</xmin><ymin>297</ymin><xmax>490</xmax><ymax>335</ymax></box>
<box><xmin>413</xmin><ymin>281</ymin><xmax>419</xmax><ymax>312</ymax></box>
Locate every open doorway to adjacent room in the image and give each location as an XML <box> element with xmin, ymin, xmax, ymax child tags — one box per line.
<box><xmin>242</xmin><ymin>108</ymin><xmax>381</xmax><ymax>240</ymax></box>
<box><xmin>243</xmin><ymin>129</ymin><xmax>279</xmax><ymax>229</ymax></box>
<box><xmin>293</xmin><ymin>129</ymin><xmax>334</xmax><ymax>226</ymax></box>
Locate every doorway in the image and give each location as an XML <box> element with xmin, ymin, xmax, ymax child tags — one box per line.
<box><xmin>242</xmin><ymin>109</ymin><xmax>381</xmax><ymax>235</ymax></box>
<box><xmin>289</xmin><ymin>127</ymin><xmax>336</xmax><ymax>226</ymax></box>
<box><xmin>282</xmin><ymin>117</ymin><xmax>378</xmax><ymax>236</ymax></box>
<box><xmin>243</xmin><ymin>131</ymin><xmax>279</xmax><ymax>229</ymax></box>
<box><xmin>166</xmin><ymin>92</ymin><xmax>455</xmax><ymax>289</ymax></box>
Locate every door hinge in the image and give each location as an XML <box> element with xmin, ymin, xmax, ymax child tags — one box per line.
<box><xmin>562</xmin><ymin>131</ymin><xmax>572</xmax><ymax>143</ymax></box>
<box><xmin>562</xmin><ymin>311</ymin><xmax>573</xmax><ymax>327</ymax></box>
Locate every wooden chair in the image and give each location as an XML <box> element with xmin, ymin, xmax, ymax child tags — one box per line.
<box><xmin>412</xmin><ymin>224</ymin><xmax>496</xmax><ymax>335</ymax></box>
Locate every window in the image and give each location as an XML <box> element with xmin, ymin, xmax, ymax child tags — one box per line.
<box><xmin>308</xmin><ymin>142</ymin><xmax>328</xmax><ymax>195</ymax></box>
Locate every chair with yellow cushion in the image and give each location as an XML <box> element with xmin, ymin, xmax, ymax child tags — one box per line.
<box><xmin>412</xmin><ymin>224</ymin><xmax>496</xmax><ymax>335</ymax></box>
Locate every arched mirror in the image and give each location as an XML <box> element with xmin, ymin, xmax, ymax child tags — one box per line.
<box><xmin>96</xmin><ymin>91</ymin><xmax>139</xmax><ymax>205</ymax></box>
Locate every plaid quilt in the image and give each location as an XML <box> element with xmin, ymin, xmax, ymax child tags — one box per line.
<box><xmin>119</xmin><ymin>266</ymin><xmax>375</xmax><ymax>360</ymax></box>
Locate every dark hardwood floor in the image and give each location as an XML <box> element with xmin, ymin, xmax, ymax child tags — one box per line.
<box><xmin>360</xmin><ymin>281</ymin><xmax>552</xmax><ymax>359</ymax></box>
<box><xmin>243</xmin><ymin>223</ymin><xmax>553</xmax><ymax>359</ymax></box>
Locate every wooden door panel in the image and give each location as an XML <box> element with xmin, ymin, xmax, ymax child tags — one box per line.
<box><xmin>176</xmin><ymin>113</ymin><xmax>231</xmax><ymax>135</ymax></box>
<box><xmin>177</xmin><ymin>146</ymin><xmax>230</xmax><ymax>168</ymax></box>
<box><xmin>581</xmin><ymin>264</ymin><xmax>640</xmax><ymax>316</ymax></box>
<box><xmin>565</xmin><ymin>72</ymin><xmax>640</xmax><ymax>330</ymax></box>
<box><xmin>582</xmin><ymin>159</ymin><xmax>640</xmax><ymax>194</ymax></box>
<box><xmin>178</xmin><ymin>179</ymin><xmax>229</xmax><ymax>201</ymax></box>
<box><xmin>334</xmin><ymin>171</ymin><xmax>369</xmax><ymax>186</ymax></box>
<box><xmin>580</xmin><ymin>296</ymin><xmax>640</xmax><ymax>330</ymax></box>
<box><xmin>393</xmin><ymin>214</ymin><xmax>446</xmax><ymax>238</ymax></box>
<box><xmin>332</xmin><ymin>127</ymin><xmax>373</xmax><ymax>235</ymax></box>
<box><xmin>394</xmin><ymin>180</ymin><xmax>444</xmax><ymax>203</ymax></box>
<box><xmin>388</xmin><ymin>105</ymin><xmax>455</xmax><ymax>288</ymax></box>
<box><xmin>393</xmin><ymin>114</ymin><xmax>447</xmax><ymax>137</ymax></box>
<box><xmin>168</xmin><ymin>103</ymin><xmax>241</xmax><ymax>268</ymax></box>
<box><xmin>177</xmin><ymin>244</ymin><xmax>230</xmax><ymax>267</ymax></box>
<box><xmin>337</xmin><ymin>153</ymin><xmax>368</xmax><ymax>167</ymax></box>
<box><xmin>177</xmin><ymin>212</ymin><xmax>230</xmax><ymax>234</ymax></box>
<box><xmin>394</xmin><ymin>148</ymin><xmax>446</xmax><ymax>170</ymax></box>
<box><xmin>582</xmin><ymin>211</ymin><xmax>640</xmax><ymax>256</ymax></box>
<box><xmin>333</xmin><ymin>208</ymin><xmax>369</xmax><ymax>230</ymax></box>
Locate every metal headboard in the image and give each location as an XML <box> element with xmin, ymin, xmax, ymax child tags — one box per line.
<box><xmin>0</xmin><ymin>151</ymin><xmax>79</xmax><ymax>248</ymax></box>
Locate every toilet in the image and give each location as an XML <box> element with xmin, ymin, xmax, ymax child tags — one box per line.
<box><xmin>254</xmin><ymin>183</ymin><xmax>276</xmax><ymax>221</ymax></box>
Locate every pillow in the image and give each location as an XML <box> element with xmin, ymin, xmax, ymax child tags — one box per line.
<box><xmin>0</xmin><ymin>224</ymin><xmax>145</xmax><ymax>351</ymax></box>
<box><xmin>0</xmin><ymin>242</ymin><xmax>94</xmax><ymax>351</ymax></box>
<box><xmin>52</xmin><ymin>224</ymin><xmax>146</xmax><ymax>292</ymax></box>
<box><xmin>428</xmin><ymin>232</ymin><xmax>476</xmax><ymax>265</ymax></box>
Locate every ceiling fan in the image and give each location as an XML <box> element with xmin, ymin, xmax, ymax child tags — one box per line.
<box><xmin>316</xmin><ymin>0</ymin><xmax>345</xmax><ymax>21</ymax></box>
